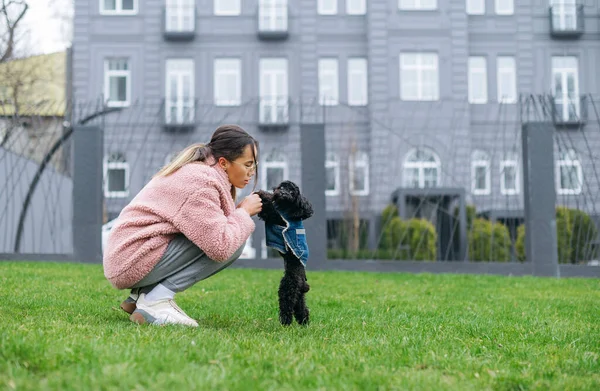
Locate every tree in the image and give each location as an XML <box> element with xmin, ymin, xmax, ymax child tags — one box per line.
<box><xmin>0</xmin><ymin>0</ymin><xmax>29</xmax><ymax>62</ymax></box>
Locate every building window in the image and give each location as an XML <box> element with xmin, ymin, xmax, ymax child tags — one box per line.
<box><xmin>318</xmin><ymin>59</ymin><xmax>339</xmax><ymax>106</ymax></box>
<box><xmin>495</xmin><ymin>0</ymin><xmax>513</xmax><ymax>15</ymax></box>
<box><xmin>400</xmin><ymin>53</ymin><xmax>439</xmax><ymax>101</ymax></box>
<box><xmin>325</xmin><ymin>152</ymin><xmax>340</xmax><ymax>196</ymax></box>
<box><xmin>214</xmin><ymin>0</ymin><xmax>240</xmax><ymax>15</ymax></box>
<box><xmin>259</xmin><ymin>0</ymin><xmax>288</xmax><ymax>32</ymax></box>
<box><xmin>552</xmin><ymin>56</ymin><xmax>580</xmax><ymax>122</ymax></box>
<box><xmin>100</xmin><ymin>0</ymin><xmax>138</xmax><ymax>14</ymax></box>
<box><xmin>165</xmin><ymin>0</ymin><xmax>195</xmax><ymax>32</ymax></box>
<box><xmin>104</xmin><ymin>152</ymin><xmax>129</xmax><ymax>198</ymax></box>
<box><xmin>466</xmin><ymin>0</ymin><xmax>485</xmax><ymax>15</ymax></box>
<box><xmin>468</xmin><ymin>56</ymin><xmax>487</xmax><ymax>104</ymax></box>
<box><xmin>471</xmin><ymin>150</ymin><xmax>491</xmax><ymax>195</ymax></box>
<box><xmin>348</xmin><ymin>58</ymin><xmax>368</xmax><ymax>106</ymax></box>
<box><xmin>262</xmin><ymin>150</ymin><xmax>288</xmax><ymax>190</ymax></box>
<box><xmin>349</xmin><ymin>151</ymin><xmax>369</xmax><ymax>196</ymax></box>
<box><xmin>399</xmin><ymin>0</ymin><xmax>437</xmax><ymax>11</ymax></box>
<box><xmin>165</xmin><ymin>59</ymin><xmax>195</xmax><ymax>125</ymax></box>
<box><xmin>497</xmin><ymin>56</ymin><xmax>517</xmax><ymax>104</ymax></box>
<box><xmin>259</xmin><ymin>58</ymin><xmax>288</xmax><ymax>124</ymax></box>
<box><xmin>214</xmin><ymin>58</ymin><xmax>241</xmax><ymax>106</ymax></box>
<box><xmin>318</xmin><ymin>0</ymin><xmax>337</xmax><ymax>15</ymax></box>
<box><xmin>557</xmin><ymin>149</ymin><xmax>582</xmax><ymax>195</ymax></box>
<box><xmin>403</xmin><ymin>148</ymin><xmax>441</xmax><ymax>188</ymax></box>
<box><xmin>104</xmin><ymin>58</ymin><xmax>131</xmax><ymax>107</ymax></box>
<box><xmin>500</xmin><ymin>153</ymin><xmax>519</xmax><ymax>195</ymax></box>
<box><xmin>347</xmin><ymin>0</ymin><xmax>366</xmax><ymax>15</ymax></box>
<box><xmin>551</xmin><ymin>0</ymin><xmax>579</xmax><ymax>31</ymax></box>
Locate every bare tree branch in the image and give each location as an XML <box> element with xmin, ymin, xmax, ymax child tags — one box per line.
<box><xmin>0</xmin><ymin>0</ymin><xmax>28</xmax><ymax>62</ymax></box>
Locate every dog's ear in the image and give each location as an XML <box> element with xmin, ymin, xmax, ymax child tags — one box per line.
<box><xmin>297</xmin><ymin>196</ymin><xmax>314</xmax><ymax>220</ymax></box>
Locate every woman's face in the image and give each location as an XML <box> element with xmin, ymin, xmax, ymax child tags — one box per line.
<box><xmin>221</xmin><ymin>144</ymin><xmax>258</xmax><ymax>189</ymax></box>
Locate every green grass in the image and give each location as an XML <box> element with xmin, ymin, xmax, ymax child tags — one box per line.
<box><xmin>1</xmin><ymin>262</ymin><xmax>599</xmax><ymax>391</ymax></box>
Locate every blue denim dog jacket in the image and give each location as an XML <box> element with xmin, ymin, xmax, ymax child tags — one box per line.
<box><xmin>264</xmin><ymin>208</ymin><xmax>309</xmax><ymax>267</ymax></box>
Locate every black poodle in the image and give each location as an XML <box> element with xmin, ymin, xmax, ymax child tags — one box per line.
<box><xmin>255</xmin><ymin>180</ymin><xmax>314</xmax><ymax>326</ymax></box>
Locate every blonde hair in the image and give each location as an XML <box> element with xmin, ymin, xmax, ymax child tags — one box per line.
<box><xmin>154</xmin><ymin>143</ymin><xmax>209</xmax><ymax>179</ymax></box>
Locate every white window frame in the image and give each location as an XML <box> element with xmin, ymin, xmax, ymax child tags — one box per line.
<box><xmin>399</xmin><ymin>0</ymin><xmax>437</xmax><ymax>11</ymax></box>
<box><xmin>165</xmin><ymin>0</ymin><xmax>195</xmax><ymax>32</ymax></box>
<box><xmin>104</xmin><ymin>152</ymin><xmax>130</xmax><ymax>198</ymax></box>
<box><xmin>349</xmin><ymin>151</ymin><xmax>369</xmax><ymax>196</ymax></box>
<box><xmin>165</xmin><ymin>59</ymin><xmax>195</xmax><ymax>124</ymax></box>
<box><xmin>471</xmin><ymin>150</ymin><xmax>491</xmax><ymax>195</ymax></box>
<box><xmin>500</xmin><ymin>154</ymin><xmax>519</xmax><ymax>195</ymax></box>
<box><xmin>403</xmin><ymin>148</ymin><xmax>442</xmax><ymax>188</ymax></box>
<box><xmin>318</xmin><ymin>58</ymin><xmax>339</xmax><ymax>106</ymax></box>
<box><xmin>104</xmin><ymin>58</ymin><xmax>131</xmax><ymax>108</ymax></box>
<box><xmin>400</xmin><ymin>53</ymin><xmax>439</xmax><ymax>101</ymax></box>
<box><xmin>214</xmin><ymin>0</ymin><xmax>240</xmax><ymax>15</ymax></box>
<box><xmin>551</xmin><ymin>0</ymin><xmax>579</xmax><ymax>31</ymax></box>
<box><xmin>468</xmin><ymin>56</ymin><xmax>488</xmax><ymax>104</ymax></box>
<box><xmin>100</xmin><ymin>0</ymin><xmax>139</xmax><ymax>15</ymax></box>
<box><xmin>495</xmin><ymin>0</ymin><xmax>514</xmax><ymax>15</ymax></box>
<box><xmin>259</xmin><ymin>0</ymin><xmax>288</xmax><ymax>32</ymax></box>
<box><xmin>346</xmin><ymin>0</ymin><xmax>366</xmax><ymax>15</ymax></box>
<box><xmin>214</xmin><ymin>58</ymin><xmax>241</xmax><ymax>106</ymax></box>
<box><xmin>318</xmin><ymin>0</ymin><xmax>337</xmax><ymax>15</ymax></box>
<box><xmin>497</xmin><ymin>56</ymin><xmax>517</xmax><ymax>104</ymax></box>
<box><xmin>348</xmin><ymin>58</ymin><xmax>368</xmax><ymax>106</ymax></box>
<box><xmin>259</xmin><ymin>58</ymin><xmax>289</xmax><ymax>124</ymax></box>
<box><xmin>325</xmin><ymin>152</ymin><xmax>340</xmax><ymax>196</ymax></box>
<box><xmin>466</xmin><ymin>0</ymin><xmax>485</xmax><ymax>15</ymax></box>
<box><xmin>552</xmin><ymin>56</ymin><xmax>580</xmax><ymax>122</ymax></box>
<box><xmin>262</xmin><ymin>151</ymin><xmax>289</xmax><ymax>190</ymax></box>
<box><xmin>556</xmin><ymin>149</ymin><xmax>583</xmax><ymax>195</ymax></box>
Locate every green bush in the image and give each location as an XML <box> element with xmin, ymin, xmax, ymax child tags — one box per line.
<box><xmin>569</xmin><ymin>209</ymin><xmax>599</xmax><ymax>263</ymax></box>
<box><xmin>405</xmin><ymin>218</ymin><xmax>437</xmax><ymax>261</ymax></box>
<box><xmin>514</xmin><ymin>206</ymin><xmax>598</xmax><ymax>264</ymax></box>
<box><xmin>468</xmin><ymin>218</ymin><xmax>511</xmax><ymax>262</ymax></box>
<box><xmin>454</xmin><ymin>204</ymin><xmax>477</xmax><ymax>231</ymax></box>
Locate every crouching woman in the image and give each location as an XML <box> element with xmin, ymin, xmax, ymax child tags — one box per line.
<box><xmin>103</xmin><ymin>125</ymin><xmax>262</xmax><ymax>327</ymax></box>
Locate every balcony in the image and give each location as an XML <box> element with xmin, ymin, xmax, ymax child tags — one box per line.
<box><xmin>549</xmin><ymin>3</ymin><xmax>584</xmax><ymax>38</ymax></box>
<box><xmin>162</xmin><ymin>99</ymin><xmax>196</xmax><ymax>132</ymax></box>
<box><xmin>163</xmin><ymin>2</ymin><xmax>196</xmax><ymax>41</ymax></box>
<box><xmin>257</xmin><ymin>0</ymin><xmax>289</xmax><ymax>40</ymax></box>
<box><xmin>258</xmin><ymin>97</ymin><xmax>290</xmax><ymax>129</ymax></box>
<box><xmin>551</xmin><ymin>95</ymin><xmax>587</xmax><ymax>128</ymax></box>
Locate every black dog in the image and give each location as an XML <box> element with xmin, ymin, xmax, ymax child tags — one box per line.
<box><xmin>256</xmin><ymin>181</ymin><xmax>313</xmax><ymax>326</ymax></box>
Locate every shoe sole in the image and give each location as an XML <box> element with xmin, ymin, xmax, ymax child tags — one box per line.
<box><xmin>120</xmin><ymin>299</ymin><xmax>136</xmax><ymax>315</ymax></box>
<box><xmin>130</xmin><ymin>310</ymin><xmax>151</xmax><ymax>325</ymax></box>
<box><xmin>129</xmin><ymin>309</ymin><xmax>198</xmax><ymax>327</ymax></box>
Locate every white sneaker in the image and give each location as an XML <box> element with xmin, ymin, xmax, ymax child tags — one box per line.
<box><xmin>129</xmin><ymin>293</ymin><xmax>199</xmax><ymax>328</ymax></box>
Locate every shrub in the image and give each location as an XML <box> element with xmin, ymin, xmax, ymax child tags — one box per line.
<box><xmin>454</xmin><ymin>204</ymin><xmax>477</xmax><ymax>231</ymax></box>
<box><xmin>468</xmin><ymin>218</ymin><xmax>511</xmax><ymax>262</ymax></box>
<box><xmin>514</xmin><ymin>206</ymin><xmax>591</xmax><ymax>264</ymax></box>
<box><xmin>568</xmin><ymin>208</ymin><xmax>599</xmax><ymax>263</ymax></box>
<box><xmin>405</xmin><ymin>218</ymin><xmax>437</xmax><ymax>261</ymax></box>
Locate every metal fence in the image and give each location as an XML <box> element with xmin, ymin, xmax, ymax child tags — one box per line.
<box><xmin>1</xmin><ymin>95</ymin><xmax>600</xmax><ymax>277</ymax></box>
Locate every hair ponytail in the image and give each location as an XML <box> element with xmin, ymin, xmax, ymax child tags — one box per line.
<box><xmin>154</xmin><ymin>143</ymin><xmax>211</xmax><ymax>178</ymax></box>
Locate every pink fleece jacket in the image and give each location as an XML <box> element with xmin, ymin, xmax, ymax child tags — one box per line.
<box><xmin>102</xmin><ymin>160</ymin><xmax>255</xmax><ymax>289</ymax></box>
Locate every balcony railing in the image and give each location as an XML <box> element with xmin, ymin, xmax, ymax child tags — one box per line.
<box><xmin>257</xmin><ymin>0</ymin><xmax>289</xmax><ymax>40</ymax></box>
<box><xmin>549</xmin><ymin>3</ymin><xmax>584</xmax><ymax>37</ymax></box>
<box><xmin>163</xmin><ymin>99</ymin><xmax>196</xmax><ymax>131</ymax></box>
<box><xmin>258</xmin><ymin>97</ymin><xmax>290</xmax><ymax>129</ymax></box>
<box><xmin>551</xmin><ymin>95</ymin><xmax>587</xmax><ymax>127</ymax></box>
<box><xmin>163</xmin><ymin>3</ymin><xmax>196</xmax><ymax>41</ymax></box>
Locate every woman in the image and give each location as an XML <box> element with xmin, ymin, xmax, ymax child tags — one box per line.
<box><xmin>103</xmin><ymin>125</ymin><xmax>262</xmax><ymax>327</ymax></box>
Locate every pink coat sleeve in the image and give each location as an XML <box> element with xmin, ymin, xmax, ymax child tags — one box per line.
<box><xmin>173</xmin><ymin>187</ymin><xmax>255</xmax><ymax>262</ymax></box>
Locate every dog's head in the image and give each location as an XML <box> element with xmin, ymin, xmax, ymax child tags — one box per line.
<box><xmin>271</xmin><ymin>180</ymin><xmax>313</xmax><ymax>221</ymax></box>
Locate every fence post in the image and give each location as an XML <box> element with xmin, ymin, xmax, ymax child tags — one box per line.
<box><xmin>300</xmin><ymin>124</ymin><xmax>327</xmax><ymax>269</ymax></box>
<box><xmin>522</xmin><ymin>123</ymin><xmax>559</xmax><ymax>277</ymax></box>
<box><xmin>72</xmin><ymin>126</ymin><xmax>104</xmax><ymax>263</ymax></box>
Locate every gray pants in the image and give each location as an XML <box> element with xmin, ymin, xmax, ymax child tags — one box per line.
<box><xmin>131</xmin><ymin>234</ymin><xmax>245</xmax><ymax>293</ymax></box>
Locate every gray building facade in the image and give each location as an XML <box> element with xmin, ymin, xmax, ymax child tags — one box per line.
<box><xmin>72</xmin><ymin>0</ymin><xmax>600</xmax><ymax>252</ymax></box>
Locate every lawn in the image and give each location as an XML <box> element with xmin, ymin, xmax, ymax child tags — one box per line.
<box><xmin>0</xmin><ymin>261</ymin><xmax>599</xmax><ymax>391</ymax></box>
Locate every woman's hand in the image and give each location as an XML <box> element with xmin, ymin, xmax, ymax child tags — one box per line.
<box><xmin>238</xmin><ymin>193</ymin><xmax>262</xmax><ymax>216</ymax></box>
